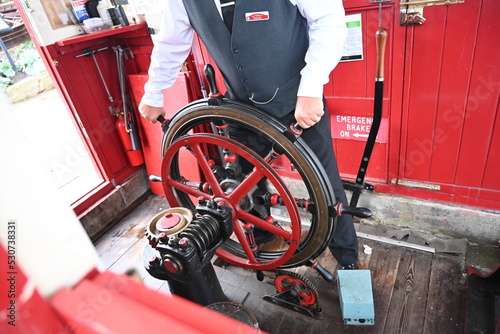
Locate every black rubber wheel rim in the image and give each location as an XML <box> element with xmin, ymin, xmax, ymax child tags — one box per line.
<box><xmin>161</xmin><ymin>98</ymin><xmax>336</xmax><ymax>269</ymax></box>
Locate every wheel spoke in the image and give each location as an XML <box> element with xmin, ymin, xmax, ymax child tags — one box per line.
<box><xmin>236</xmin><ymin>210</ymin><xmax>293</xmax><ymax>241</ymax></box>
<box><xmin>231</xmin><ymin>220</ymin><xmax>259</xmax><ymax>264</ymax></box>
<box><xmin>165</xmin><ymin>177</ymin><xmax>209</xmax><ymax>199</ymax></box>
<box><xmin>186</xmin><ymin>140</ymin><xmax>225</xmax><ymax>197</ymax></box>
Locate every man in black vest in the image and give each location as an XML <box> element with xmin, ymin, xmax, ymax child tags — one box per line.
<box><xmin>140</xmin><ymin>0</ymin><xmax>358</xmax><ymax>269</ymax></box>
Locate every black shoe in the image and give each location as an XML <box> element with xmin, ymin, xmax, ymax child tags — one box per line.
<box><xmin>339</xmin><ymin>263</ymin><xmax>358</xmax><ymax>270</ymax></box>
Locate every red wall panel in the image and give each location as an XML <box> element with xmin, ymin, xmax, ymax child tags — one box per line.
<box><xmin>454</xmin><ymin>0</ymin><xmax>500</xmax><ymax>189</ymax></box>
<box><xmin>402</xmin><ymin>5</ymin><xmax>446</xmax><ymax>182</ymax></box>
<box><xmin>429</xmin><ymin>1</ymin><xmax>480</xmax><ymax>185</ymax></box>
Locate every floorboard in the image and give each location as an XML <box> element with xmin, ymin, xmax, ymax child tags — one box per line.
<box><xmin>384</xmin><ymin>249</ymin><xmax>433</xmax><ymax>333</ymax></box>
<box><xmin>423</xmin><ymin>255</ymin><xmax>465</xmax><ymax>333</ymax></box>
<box><xmin>93</xmin><ymin>194</ymin><xmax>468</xmax><ymax>334</ymax></box>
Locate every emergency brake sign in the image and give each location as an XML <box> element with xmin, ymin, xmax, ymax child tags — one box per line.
<box><xmin>331</xmin><ymin>115</ymin><xmax>388</xmax><ymax>143</ymax></box>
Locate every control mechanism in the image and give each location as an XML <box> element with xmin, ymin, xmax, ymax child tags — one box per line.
<box><xmin>143</xmin><ymin>199</ymin><xmax>233</xmax><ymax>305</ymax></box>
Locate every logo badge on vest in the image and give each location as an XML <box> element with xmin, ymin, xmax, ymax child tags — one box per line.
<box><xmin>245</xmin><ymin>11</ymin><xmax>270</xmax><ymax>22</ymax></box>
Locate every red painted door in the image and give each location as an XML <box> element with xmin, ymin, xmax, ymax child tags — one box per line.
<box><xmin>395</xmin><ymin>0</ymin><xmax>500</xmax><ymax>210</ymax></box>
<box><xmin>332</xmin><ymin>0</ymin><xmax>499</xmax><ymax>211</ymax></box>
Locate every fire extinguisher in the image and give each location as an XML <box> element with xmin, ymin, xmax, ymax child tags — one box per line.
<box><xmin>115</xmin><ymin>112</ymin><xmax>144</xmax><ymax>166</ymax></box>
<box><xmin>113</xmin><ymin>45</ymin><xmax>144</xmax><ymax>167</ymax></box>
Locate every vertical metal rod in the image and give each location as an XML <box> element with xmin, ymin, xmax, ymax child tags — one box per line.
<box><xmin>90</xmin><ymin>53</ymin><xmax>114</xmax><ymax>103</ymax></box>
<box><xmin>378</xmin><ymin>2</ymin><xmax>383</xmax><ymax>28</ymax></box>
<box><xmin>0</xmin><ymin>37</ymin><xmax>17</xmax><ymax>73</ymax></box>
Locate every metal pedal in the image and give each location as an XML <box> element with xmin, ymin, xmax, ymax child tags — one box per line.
<box><xmin>337</xmin><ymin>269</ymin><xmax>375</xmax><ymax>325</ymax></box>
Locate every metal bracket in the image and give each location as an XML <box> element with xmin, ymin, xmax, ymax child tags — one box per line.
<box><xmin>400</xmin><ymin>0</ymin><xmax>465</xmax><ymax>8</ymax></box>
<box><xmin>400</xmin><ymin>7</ymin><xmax>426</xmax><ymax>25</ymax></box>
<box><xmin>400</xmin><ymin>0</ymin><xmax>464</xmax><ymax>25</ymax></box>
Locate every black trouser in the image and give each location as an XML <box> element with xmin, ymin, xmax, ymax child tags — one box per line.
<box><xmin>228</xmin><ymin>109</ymin><xmax>359</xmax><ymax>266</ymax></box>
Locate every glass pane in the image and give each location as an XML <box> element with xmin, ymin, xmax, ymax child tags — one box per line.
<box><xmin>40</xmin><ymin>0</ymin><xmax>75</xmax><ymax>30</ymax></box>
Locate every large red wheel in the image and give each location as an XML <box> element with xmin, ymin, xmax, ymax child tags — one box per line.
<box><xmin>160</xmin><ymin>99</ymin><xmax>336</xmax><ymax>269</ymax></box>
<box><xmin>162</xmin><ymin>134</ymin><xmax>301</xmax><ymax>270</ymax></box>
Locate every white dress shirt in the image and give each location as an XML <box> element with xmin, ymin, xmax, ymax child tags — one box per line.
<box><xmin>142</xmin><ymin>0</ymin><xmax>347</xmax><ymax>108</ymax></box>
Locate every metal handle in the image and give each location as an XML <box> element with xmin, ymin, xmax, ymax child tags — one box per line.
<box><xmin>338</xmin><ymin>203</ymin><xmax>373</xmax><ymax>218</ymax></box>
<box><xmin>375</xmin><ymin>28</ymin><xmax>388</xmax><ymax>82</ymax></box>
<box><xmin>204</xmin><ymin>64</ymin><xmax>221</xmax><ymax>98</ymax></box>
<box><xmin>306</xmin><ymin>259</ymin><xmax>333</xmax><ymax>282</ymax></box>
<box><xmin>157</xmin><ymin>115</ymin><xmax>170</xmax><ymax>133</ymax></box>
<box><xmin>290</xmin><ymin>123</ymin><xmax>303</xmax><ymax>135</ymax></box>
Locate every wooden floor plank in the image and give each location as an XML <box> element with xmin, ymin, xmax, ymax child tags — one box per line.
<box><xmin>384</xmin><ymin>248</ymin><xmax>433</xmax><ymax>334</ymax></box>
<box><xmin>92</xmin><ymin>195</ymin><xmax>468</xmax><ymax>334</ymax></box>
<box><xmin>349</xmin><ymin>239</ymin><xmax>403</xmax><ymax>334</ymax></box>
<box><xmin>423</xmin><ymin>254</ymin><xmax>465</xmax><ymax>334</ymax></box>
<box><xmin>93</xmin><ymin>194</ymin><xmax>168</xmax><ymax>267</ymax></box>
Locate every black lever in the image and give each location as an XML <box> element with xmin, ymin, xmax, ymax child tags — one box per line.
<box><xmin>306</xmin><ymin>259</ymin><xmax>333</xmax><ymax>282</ymax></box>
<box><xmin>338</xmin><ymin>203</ymin><xmax>372</xmax><ymax>218</ymax></box>
<box><xmin>156</xmin><ymin>115</ymin><xmax>170</xmax><ymax>133</ymax></box>
<box><xmin>283</xmin><ymin>122</ymin><xmax>303</xmax><ymax>143</ymax></box>
<box><xmin>204</xmin><ymin>64</ymin><xmax>223</xmax><ymax>105</ymax></box>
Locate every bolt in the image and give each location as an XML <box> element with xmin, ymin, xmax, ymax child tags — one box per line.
<box><xmin>163</xmin><ymin>255</ymin><xmax>182</xmax><ymax>274</ymax></box>
<box><xmin>168</xmin><ymin>236</ymin><xmax>178</xmax><ymax>246</ymax></box>
<box><xmin>179</xmin><ymin>238</ymin><xmax>189</xmax><ymax>249</ymax></box>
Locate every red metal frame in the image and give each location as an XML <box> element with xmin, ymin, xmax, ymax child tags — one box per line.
<box><xmin>0</xmin><ymin>246</ymin><xmax>263</xmax><ymax>333</ymax></box>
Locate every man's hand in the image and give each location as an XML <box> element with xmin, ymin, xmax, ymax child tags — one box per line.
<box><xmin>294</xmin><ymin>96</ymin><xmax>324</xmax><ymax>129</ymax></box>
<box><xmin>139</xmin><ymin>101</ymin><xmax>166</xmax><ymax>123</ymax></box>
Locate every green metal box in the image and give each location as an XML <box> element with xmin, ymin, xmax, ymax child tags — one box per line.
<box><xmin>337</xmin><ymin>269</ymin><xmax>375</xmax><ymax>325</ymax></box>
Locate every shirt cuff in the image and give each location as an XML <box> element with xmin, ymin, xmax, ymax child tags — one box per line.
<box><xmin>141</xmin><ymin>86</ymin><xmax>164</xmax><ymax>108</ymax></box>
<box><xmin>297</xmin><ymin>74</ymin><xmax>325</xmax><ymax>98</ymax></box>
